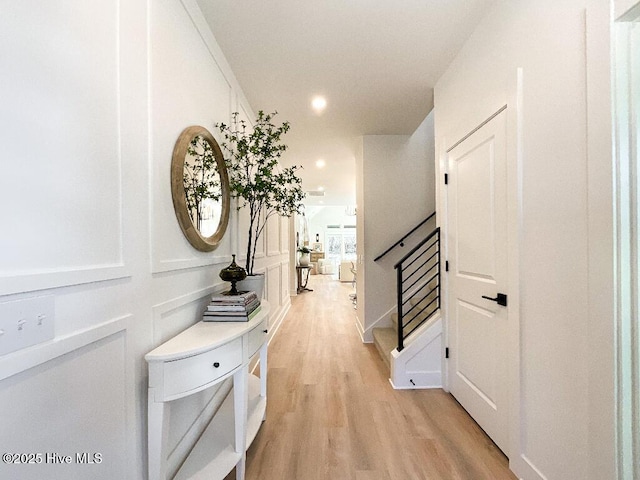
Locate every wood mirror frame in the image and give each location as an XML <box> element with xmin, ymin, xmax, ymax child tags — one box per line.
<box><xmin>171</xmin><ymin>125</ymin><xmax>230</xmax><ymax>251</ymax></box>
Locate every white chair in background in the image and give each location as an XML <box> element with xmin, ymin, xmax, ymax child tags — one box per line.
<box><xmin>349</xmin><ymin>262</ymin><xmax>357</xmax><ymax>307</ymax></box>
<box><xmin>317</xmin><ymin>258</ymin><xmax>335</xmax><ymax>274</ymax></box>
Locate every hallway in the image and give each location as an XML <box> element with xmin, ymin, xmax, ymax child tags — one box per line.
<box><xmin>229</xmin><ymin>275</ymin><xmax>516</xmax><ymax>480</ymax></box>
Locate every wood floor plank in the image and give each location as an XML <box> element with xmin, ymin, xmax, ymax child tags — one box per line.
<box><xmin>225</xmin><ymin>275</ymin><xmax>516</xmax><ymax>480</ymax></box>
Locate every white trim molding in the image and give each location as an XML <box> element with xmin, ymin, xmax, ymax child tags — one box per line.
<box><xmin>614</xmin><ymin>6</ymin><xmax>640</xmax><ymax>480</ymax></box>
<box><xmin>0</xmin><ymin>314</ymin><xmax>131</xmax><ymax>382</ymax></box>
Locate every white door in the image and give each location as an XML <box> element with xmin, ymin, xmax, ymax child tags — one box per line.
<box><xmin>446</xmin><ymin>109</ymin><xmax>509</xmax><ymax>453</ymax></box>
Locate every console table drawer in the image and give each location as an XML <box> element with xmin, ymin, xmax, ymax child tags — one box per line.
<box><xmin>163</xmin><ymin>337</ymin><xmax>242</xmax><ymax>397</ymax></box>
<box><xmin>248</xmin><ymin>319</ymin><xmax>268</xmax><ymax>357</ymax></box>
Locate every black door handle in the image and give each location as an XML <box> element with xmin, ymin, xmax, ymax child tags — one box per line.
<box><xmin>482</xmin><ymin>293</ymin><xmax>507</xmax><ymax>307</ymax></box>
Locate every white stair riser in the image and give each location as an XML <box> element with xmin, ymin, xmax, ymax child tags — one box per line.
<box><xmin>390</xmin><ymin>315</ymin><xmax>442</xmax><ymax>389</ymax></box>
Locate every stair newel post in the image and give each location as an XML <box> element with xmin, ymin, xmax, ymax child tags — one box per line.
<box><xmin>396</xmin><ymin>263</ymin><xmax>404</xmax><ymax>352</ymax></box>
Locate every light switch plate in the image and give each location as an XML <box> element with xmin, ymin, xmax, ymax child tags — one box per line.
<box><xmin>0</xmin><ymin>296</ymin><xmax>55</xmax><ymax>356</ymax></box>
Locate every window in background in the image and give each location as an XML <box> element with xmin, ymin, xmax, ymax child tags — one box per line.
<box><xmin>325</xmin><ymin>225</ymin><xmax>357</xmax><ymax>265</ymax></box>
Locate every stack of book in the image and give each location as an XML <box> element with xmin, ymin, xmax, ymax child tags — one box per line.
<box><xmin>203</xmin><ymin>290</ymin><xmax>261</xmax><ymax>322</ymax></box>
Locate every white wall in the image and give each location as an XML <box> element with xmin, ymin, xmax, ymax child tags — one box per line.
<box><xmin>434</xmin><ymin>1</ymin><xmax>615</xmax><ymax>479</ymax></box>
<box><xmin>0</xmin><ymin>1</ymin><xmax>292</xmax><ymax>478</ymax></box>
<box><xmin>355</xmin><ymin>138</ymin><xmax>366</xmax><ymax>333</ymax></box>
<box><xmin>359</xmin><ymin>112</ymin><xmax>436</xmax><ymax>338</ymax></box>
<box><xmin>307</xmin><ymin>207</ymin><xmax>358</xmax><ymax>237</ymax></box>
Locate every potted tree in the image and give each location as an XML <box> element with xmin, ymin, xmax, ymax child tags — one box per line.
<box><xmin>217</xmin><ymin>111</ymin><xmax>305</xmax><ymax>296</ymax></box>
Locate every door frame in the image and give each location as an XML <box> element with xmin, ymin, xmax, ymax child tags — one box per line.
<box><xmin>445</xmin><ymin>106</ymin><xmax>511</xmax><ymax>453</ymax></box>
<box><xmin>435</xmin><ymin>5</ymin><xmax>617</xmax><ymax>478</ymax></box>
<box><xmin>613</xmin><ymin>4</ymin><xmax>640</xmax><ymax>479</ymax></box>
<box><xmin>436</xmin><ymin>69</ymin><xmax>524</xmax><ymax>468</ymax></box>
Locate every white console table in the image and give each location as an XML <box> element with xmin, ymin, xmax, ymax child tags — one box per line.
<box><xmin>145</xmin><ymin>301</ymin><xmax>270</xmax><ymax>480</ymax></box>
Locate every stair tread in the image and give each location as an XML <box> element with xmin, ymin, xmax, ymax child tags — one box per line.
<box><xmin>373</xmin><ymin>327</ymin><xmax>396</xmax><ymax>350</ymax></box>
<box><xmin>409</xmin><ymin>291</ymin><xmax>438</xmax><ymax>309</ymax></box>
<box><xmin>372</xmin><ymin>327</ymin><xmax>396</xmax><ymax>369</ymax></box>
<box><xmin>372</xmin><ymin>312</ymin><xmax>441</xmax><ymax>373</ymax></box>
<box><xmin>391</xmin><ymin>304</ymin><xmax>438</xmax><ymax>330</ymax></box>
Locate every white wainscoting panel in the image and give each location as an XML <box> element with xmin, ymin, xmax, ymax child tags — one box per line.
<box><xmin>280</xmin><ymin>216</ymin><xmax>290</xmax><ymax>253</ymax></box>
<box><xmin>149</xmin><ymin>0</ymin><xmax>235</xmax><ymax>273</ymax></box>
<box><xmin>281</xmin><ymin>260</ymin><xmax>290</xmax><ymax>305</ymax></box>
<box><xmin>266</xmin><ymin>263</ymin><xmax>281</xmax><ymax>310</ymax></box>
<box><xmin>151</xmin><ymin>285</ymin><xmax>221</xmax><ymax>345</ymax></box>
<box><xmin>267</xmin><ymin>215</ymin><xmax>281</xmax><ymax>256</ymax></box>
<box><xmin>237</xmin><ymin>208</ymin><xmax>250</xmax><ymax>264</ymax></box>
<box><xmin>0</xmin><ymin>322</ymin><xmax>129</xmax><ymax>479</ymax></box>
<box><xmin>0</xmin><ymin>314</ymin><xmax>131</xmax><ymax>382</ymax></box>
<box><xmin>0</xmin><ymin>0</ymin><xmax>127</xmax><ymax>295</ymax></box>
<box><xmin>255</xmin><ymin>213</ymin><xmax>266</xmax><ymax>260</ymax></box>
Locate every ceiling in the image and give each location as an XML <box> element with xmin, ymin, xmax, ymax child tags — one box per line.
<box><xmin>198</xmin><ymin>0</ymin><xmax>495</xmax><ymax>206</ymax></box>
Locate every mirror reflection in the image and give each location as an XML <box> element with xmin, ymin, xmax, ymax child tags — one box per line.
<box><xmin>171</xmin><ymin>126</ymin><xmax>230</xmax><ymax>252</ymax></box>
<box><xmin>183</xmin><ymin>135</ymin><xmax>223</xmax><ymax>237</ymax></box>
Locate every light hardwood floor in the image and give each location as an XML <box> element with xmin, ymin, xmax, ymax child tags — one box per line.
<box><xmin>226</xmin><ymin>274</ymin><xmax>516</xmax><ymax>480</ymax></box>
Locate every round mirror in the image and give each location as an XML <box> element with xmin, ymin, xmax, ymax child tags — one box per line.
<box><xmin>171</xmin><ymin>126</ymin><xmax>230</xmax><ymax>251</ymax></box>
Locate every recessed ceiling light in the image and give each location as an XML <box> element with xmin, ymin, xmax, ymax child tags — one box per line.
<box><xmin>311</xmin><ymin>96</ymin><xmax>327</xmax><ymax>113</ymax></box>
<box><xmin>315</xmin><ymin>159</ymin><xmax>326</xmax><ymax>168</ymax></box>
<box><xmin>317</xmin><ymin>186</ymin><xmax>325</xmax><ymax>191</ymax></box>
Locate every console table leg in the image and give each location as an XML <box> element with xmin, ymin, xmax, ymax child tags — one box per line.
<box><xmin>260</xmin><ymin>343</ymin><xmax>268</xmax><ymax>421</ymax></box>
<box><xmin>148</xmin><ymin>389</ymin><xmax>169</xmax><ymax>480</ymax></box>
<box><xmin>233</xmin><ymin>367</ymin><xmax>248</xmax><ymax>454</ymax></box>
<box><xmin>236</xmin><ymin>453</ymin><xmax>246</xmax><ymax>480</ymax></box>
<box><xmin>233</xmin><ymin>366</ymin><xmax>248</xmax><ymax>480</ymax></box>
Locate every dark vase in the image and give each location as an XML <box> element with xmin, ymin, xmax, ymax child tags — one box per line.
<box><xmin>219</xmin><ymin>254</ymin><xmax>247</xmax><ymax>295</ymax></box>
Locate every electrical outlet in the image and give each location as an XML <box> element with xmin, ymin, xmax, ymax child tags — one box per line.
<box><xmin>0</xmin><ymin>296</ymin><xmax>54</xmax><ymax>356</ymax></box>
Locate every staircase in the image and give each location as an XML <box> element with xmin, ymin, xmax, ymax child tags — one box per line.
<box><xmin>372</xmin><ymin>284</ymin><xmax>439</xmax><ymax>370</ymax></box>
<box><xmin>372</xmin><ymin>223</ymin><xmax>443</xmax><ymax>389</ymax></box>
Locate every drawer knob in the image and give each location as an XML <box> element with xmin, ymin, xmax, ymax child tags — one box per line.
<box><xmin>213</xmin><ymin>362</ymin><xmax>220</xmax><ymax>368</ymax></box>
<box><xmin>263</xmin><ymin>329</ymin><xmax>268</xmax><ymax>333</ymax></box>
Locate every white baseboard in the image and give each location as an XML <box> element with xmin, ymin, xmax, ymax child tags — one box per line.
<box><xmin>513</xmin><ymin>455</ymin><xmax>548</xmax><ymax>480</ymax></box>
<box><xmin>268</xmin><ymin>298</ymin><xmax>290</xmax><ymax>343</ymax></box>
<box><xmin>355</xmin><ymin>318</ymin><xmax>369</xmax><ymax>343</ymax></box>
<box><xmin>361</xmin><ymin>305</ymin><xmax>396</xmax><ymax>343</ymax></box>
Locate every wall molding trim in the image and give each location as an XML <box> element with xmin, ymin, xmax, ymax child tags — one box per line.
<box><xmin>0</xmin><ymin>314</ymin><xmax>131</xmax><ymax>382</ymax></box>
<box><xmin>0</xmin><ymin>264</ymin><xmax>131</xmax><ymax>297</ymax></box>
<box><xmin>519</xmin><ymin>455</ymin><xmax>548</xmax><ymax>480</ymax></box>
<box><xmin>152</xmin><ymin>254</ymin><xmax>232</xmax><ymax>275</ymax></box>
<box><xmin>151</xmin><ymin>283</ymin><xmax>227</xmax><ymax>344</ymax></box>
